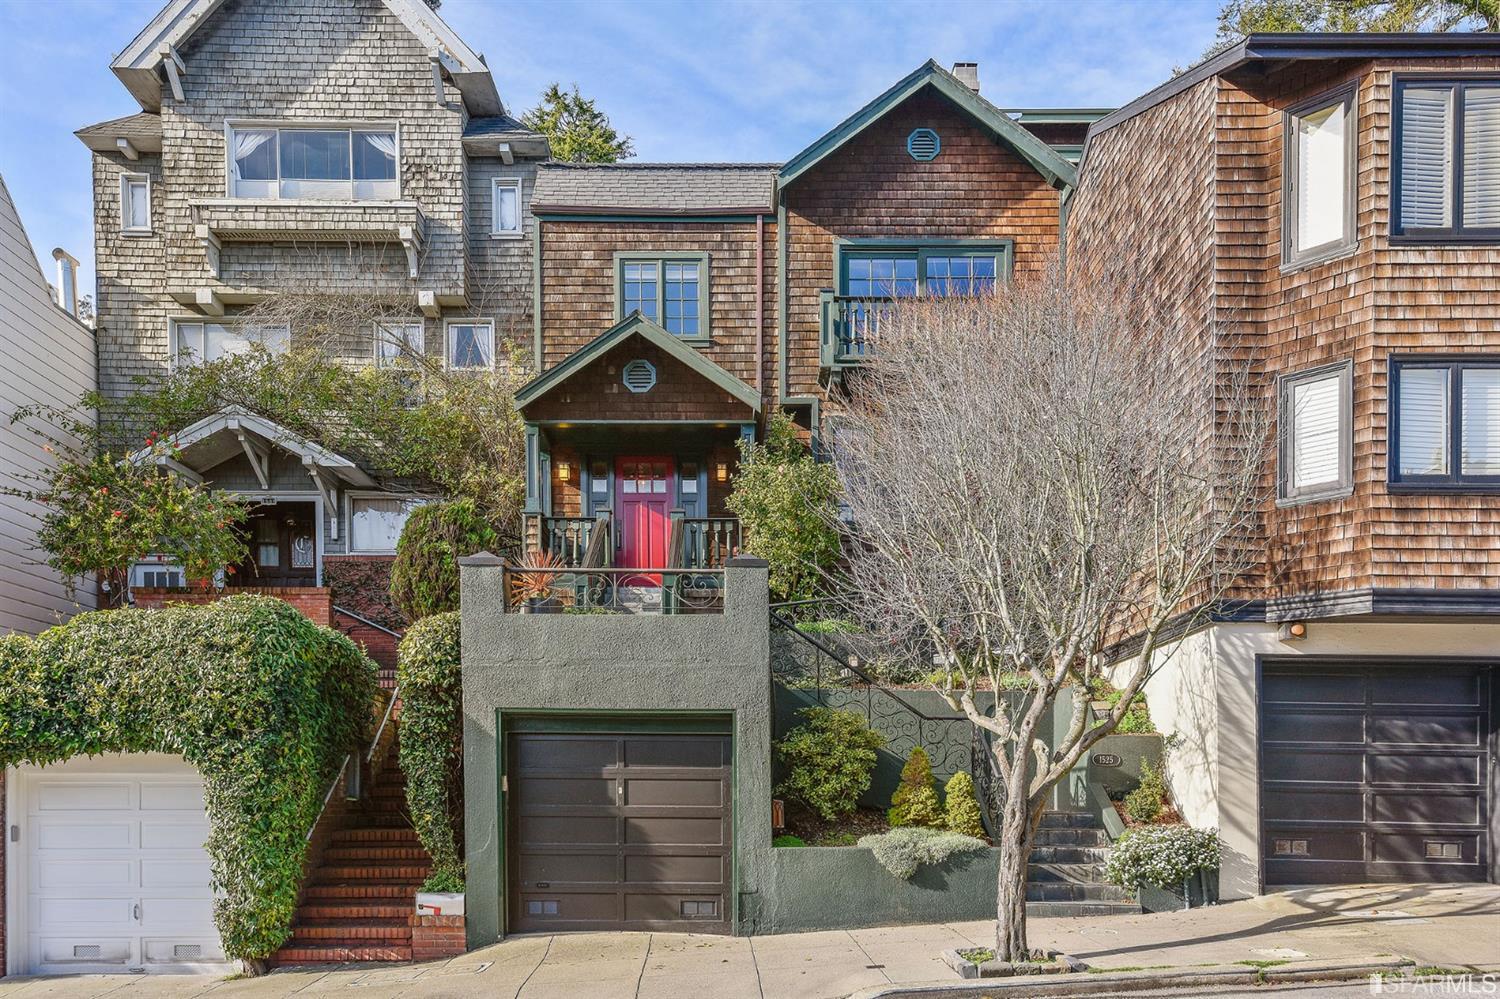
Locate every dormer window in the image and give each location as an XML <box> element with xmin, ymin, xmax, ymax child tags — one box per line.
<box><xmin>229</xmin><ymin>124</ymin><xmax>399</xmax><ymax>200</ymax></box>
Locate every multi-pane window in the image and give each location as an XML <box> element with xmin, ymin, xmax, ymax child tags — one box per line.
<box><xmin>120</xmin><ymin>174</ymin><xmax>150</xmax><ymax>233</ymax></box>
<box><xmin>349</xmin><ymin>496</ymin><xmax>425</xmax><ymax>553</ymax></box>
<box><xmin>846</xmin><ymin>256</ymin><xmax>918</xmax><ymax>297</ymax></box>
<box><xmin>229</xmin><ymin>125</ymin><xmax>398</xmax><ymax>200</ymax></box>
<box><xmin>1284</xmin><ymin>88</ymin><xmax>1356</xmax><ymax>265</ymax></box>
<box><xmin>840</xmin><ymin>246</ymin><xmax>1008</xmax><ymax>298</ymax></box>
<box><xmin>1278</xmin><ymin>361</ymin><xmax>1352</xmax><ymax>503</ymax></box>
<box><xmin>447</xmin><ymin>320</ymin><xmax>494</xmax><ymax>369</ymax></box>
<box><xmin>1391</xmin><ymin>357</ymin><xmax>1500</xmax><ymax>487</ymax></box>
<box><xmin>616</xmin><ymin>255</ymin><xmax>710</xmax><ymax>338</ymax></box>
<box><xmin>492</xmin><ymin>177</ymin><xmax>522</xmax><ymax>235</ymax></box>
<box><xmin>1394</xmin><ymin>79</ymin><xmax>1500</xmax><ymax>239</ymax></box>
<box><xmin>926</xmin><ymin>255</ymin><xmax>998</xmax><ymax>296</ymax></box>
<box><xmin>374</xmin><ymin>322</ymin><xmax>423</xmax><ymax>366</ymax></box>
<box><xmin>170</xmin><ymin>321</ymin><xmax>289</xmax><ymax>366</ymax></box>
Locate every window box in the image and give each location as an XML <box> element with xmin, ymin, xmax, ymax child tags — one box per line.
<box><xmin>1389</xmin><ymin>355</ymin><xmax>1500</xmax><ymax>491</ymax></box>
<box><xmin>1282</xmin><ymin>86</ymin><xmax>1356</xmax><ymax>269</ymax></box>
<box><xmin>1277</xmin><ymin>360</ymin><xmax>1353</xmax><ymax>506</ymax></box>
<box><xmin>613</xmin><ymin>252</ymin><xmax>711</xmax><ymax>341</ymax></box>
<box><xmin>1391</xmin><ymin>78</ymin><xmax>1500</xmax><ymax>244</ymax></box>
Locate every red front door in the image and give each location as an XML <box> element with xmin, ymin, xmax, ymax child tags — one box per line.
<box><xmin>616</xmin><ymin>457</ymin><xmax>673</xmax><ymax>580</ymax></box>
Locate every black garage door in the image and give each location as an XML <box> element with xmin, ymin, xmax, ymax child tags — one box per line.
<box><xmin>1260</xmin><ymin>661</ymin><xmax>1493</xmax><ymax>886</ymax></box>
<box><xmin>508</xmin><ymin>732</ymin><xmax>731</xmax><ymax>933</ymax></box>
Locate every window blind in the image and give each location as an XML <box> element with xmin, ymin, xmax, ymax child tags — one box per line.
<box><xmin>1463</xmin><ymin>87</ymin><xmax>1500</xmax><ymax>229</ymax></box>
<box><xmin>1398</xmin><ymin>367</ymin><xmax>1450</xmax><ymax>476</ymax></box>
<box><xmin>1400</xmin><ymin>87</ymin><xmax>1453</xmax><ymax>229</ymax></box>
<box><xmin>1290</xmin><ymin>373</ymin><xmax>1342</xmax><ymax>489</ymax></box>
<box><xmin>1460</xmin><ymin>367</ymin><xmax>1500</xmax><ymax>475</ymax></box>
<box><xmin>1297</xmin><ymin>103</ymin><xmax>1346</xmax><ymax>251</ymax></box>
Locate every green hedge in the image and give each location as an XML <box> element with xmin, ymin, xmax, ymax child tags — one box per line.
<box><xmin>0</xmin><ymin>597</ymin><xmax>376</xmax><ymax>964</ymax></box>
<box><xmin>395</xmin><ymin>611</ymin><xmax>464</xmax><ymax>890</ymax></box>
<box><xmin>389</xmin><ymin>500</ymin><xmax>498</xmax><ymax>621</ymax></box>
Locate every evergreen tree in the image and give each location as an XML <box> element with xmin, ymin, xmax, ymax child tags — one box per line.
<box><xmin>1213</xmin><ymin>0</ymin><xmax>1497</xmax><ymax>55</ymax></box>
<box><xmin>522</xmin><ymin>84</ymin><xmax>635</xmax><ymax>164</ymax></box>
<box><xmin>943</xmin><ymin>772</ymin><xmax>987</xmax><ymax>839</ymax></box>
<box><xmin>888</xmin><ymin>746</ymin><xmax>940</xmax><ymax>827</ymax></box>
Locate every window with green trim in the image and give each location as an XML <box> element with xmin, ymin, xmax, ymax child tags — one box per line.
<box><xmin>615</xmin><ymin>253</ymin><xmax>711</xmax><ymax>339</ymax></box>
<box><xmin>838</xmin><ymin>244</ymin><xmax>1010</xmax><ymax>298</ymax></box>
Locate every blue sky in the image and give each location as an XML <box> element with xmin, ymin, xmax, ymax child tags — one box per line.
<box><xmin>0</xmin><ymin>0</ymin><xmax>1222</xmax><ymax>298</ymax></box>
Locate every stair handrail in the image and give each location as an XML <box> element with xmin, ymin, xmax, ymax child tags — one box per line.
<box><xmin>304</xmin><ymin>687</ymin><xmax>396</xmax><ymax>843</ymax></box>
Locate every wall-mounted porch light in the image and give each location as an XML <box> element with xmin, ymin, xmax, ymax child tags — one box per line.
<box><xmin>715</xmin><ymin>461</ymin><xmax>729</xmax><ymax>483</ymax></box>
<box><xmin>557</xmin><ymin>461</ymin><xmax>572</xmax><ymax>483</ymax></box>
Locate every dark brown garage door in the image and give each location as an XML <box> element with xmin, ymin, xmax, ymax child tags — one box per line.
<box><xmin>508</xmin><ymin>732</ymin><xmax>731</xmax><ymax>933</ymax></box>
<box><xmin>1260</xmin><ymin>661</ymin><xmax>1493</xmax><ymax>886</ymax></box>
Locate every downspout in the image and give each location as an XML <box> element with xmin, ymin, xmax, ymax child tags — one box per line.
<box><xmin>755</xmin><ymin>212</ymin><xmax>765</xmax><ymax>396</ymax></box>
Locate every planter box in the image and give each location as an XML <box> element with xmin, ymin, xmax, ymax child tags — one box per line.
<box><xmin>1138</xmin><ymin>869</ymin><xmax>1218</xmax><ymax>913</ymax></box>
<box><xmin>416</xmin><ymin>891</ymin><xmax>465</xmax><ymax>917</ymax></box>
<box><xmin>940</xmin><ymin>947</ymin><xmax>1085</xmax><ymax>978</ymax></box>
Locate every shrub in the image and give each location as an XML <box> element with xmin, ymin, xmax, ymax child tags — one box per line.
<box><xmin>396</xmin><ymin>612</ymin><xmax>464</xmax><ymax>891</ymax></box>
<box><xmin>772</xmin><ymin>834</ymin><xmax>807</xmax><ymax>848</ymax></box>
<box><xmin>1123</xmin><ymin>759</ymin><xmax>1168</xmax><ymax>824</ymax></box>
<box><xmin>1105</xmin><ymin>825</ymin><xmax>1221</xmax><ymax>892</ymax></box>
<box><xmin>0</xmin><ymin>597</ymin><xmax>376</xmax><ymax>964</ymax></box>
<box><xmin>774</xmin><ymin>707</ymin><xmax>884</xmax><ymax>821</ymax></box>
<box><xmin>858</xmin><ymin>827</ymin><xmax>988</xmax><ymax>880</ymax></box>
<box><xmin>726</xmin><ymin>411</ymin><xmax>841</xmax><ymax>603</ymax></box>
<box><xmin>1090</xmin><ymin>677</ymin><xmax>1155</xmax><ymax>734</ymax></box>
<box><xmin>888</xmin><ymin>746</ymin><xmax>941</xmax><ymax>827</ymax></box>
<box><xmin>389</xmin><ymin>500</ymin><xmax>498</xmax><ymax>621</ymax></box>
<box><xmin>943</xmin><ymin>772</ymin><xmax>987</xmax><ymax>838</ymax></box>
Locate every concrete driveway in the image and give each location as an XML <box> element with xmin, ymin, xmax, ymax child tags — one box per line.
<box><xmin>0</xmin><ymin>884</ymin><xmax>1493</xmax><ymax>999</ymax></box>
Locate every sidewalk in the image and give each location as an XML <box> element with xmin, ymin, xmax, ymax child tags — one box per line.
<box><xmin>0</xmin><ymin>884</ymin><xmax>1493</xmax><ymax>999</ymax></box>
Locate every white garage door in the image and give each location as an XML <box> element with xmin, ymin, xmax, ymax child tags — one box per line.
<box><xmin>11</xmin><ymin>753</ymin><xmax>229</xmax><ymax>975</ymax></box>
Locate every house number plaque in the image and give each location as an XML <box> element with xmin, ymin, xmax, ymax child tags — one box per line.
<box><xmin>1091</xmin><ymin>753</ymin><xmax>1122</xmax><ymax>768</ymax></box>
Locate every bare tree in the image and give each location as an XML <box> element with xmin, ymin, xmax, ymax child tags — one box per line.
<box><xmin>829</xmin><ymin>275</ymin><xmax>1268</xmax><ymax>961</ymax></box>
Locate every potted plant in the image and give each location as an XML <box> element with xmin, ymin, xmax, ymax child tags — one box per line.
<box><xmin>509</xmin><ymin>549</ymin><xmax>564</xmax><ymax>613</ymax></box>
<box><xmin>1104</xmin><ymin>824</ymin><xmax>1221</xmax><ymax>912</ymax></box>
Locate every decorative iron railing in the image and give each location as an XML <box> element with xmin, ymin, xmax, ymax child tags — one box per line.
<box><xmin>683</xmin><ymin>517</ymin><xmax>741</xmax><ymax>569</ymax></box>
<box><xmin>503</xmin><ymin>566</ymin><xmax>725</xmax><ymax>615</ymax></box>
<box><xmin>819</xmin><ymin>290</ymin><xmax>900</xmax><ymax>369</ymax></box>
<box><xmin>542</xmin><ymin>516</ymin><xmax>602</xmax><ymax>568</ymax></box>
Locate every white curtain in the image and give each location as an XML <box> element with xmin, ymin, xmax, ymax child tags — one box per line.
<box><xmin>231</xmin><ymin>129</ymin><xmax>273</xmax><ymax>182</ymax></box>
<box><xmin>364</xmin><ymin>132</ymin><xmax>398</xmax><ymax>160</ymax></box>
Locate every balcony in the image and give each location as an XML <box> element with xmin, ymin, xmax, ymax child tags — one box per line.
<box><xmin>819</xmin><ymin>290</ymin><xmax>898</xmax><ymax>380</ymax></box>
<box><xmin>187</xmin><ymin>199</ymin><xmax>427</xmax><ymax>282</ymax></box>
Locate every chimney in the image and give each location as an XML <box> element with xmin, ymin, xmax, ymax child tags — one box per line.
<box><xmin>52</xmin><ymin>247</ymin><xmax>81</xmax><ymax>319</ymax></box>
<box><xmin>951</xmin><ymin>62</ymin><xmax>979</xmax><ymax>93</ymax></box>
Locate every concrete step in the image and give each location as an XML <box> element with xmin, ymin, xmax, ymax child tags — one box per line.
<box><xmin>1032</xmin><ymin>826</ymin><xmax>1109</xmax><ymax>847</ymax></box>
<box><xmin>1027</xmin><ymin>901</ymin><xmax>1141</xmax><ymax>918</ymax></box>
<box><xmin>1039</xmin><ymin>811</ymin><xmax>1099</xmax><ymax>829</ymax></box>
<box><xmin>1026</xmin><ymin>881</ymin><xmax>1135</xmax><ymax>903</ymax></box>
<box><xmin>1029</xmin><ymin>845</ymin><xmax>1110</xmax><ymax>864</ymax></box>
<box><xmin>1027</xmin><ymin>862</ymin><xmax>1107</xmax><ymax>884</ymax></box>
<box><xmin>272</xmin><ymin>944</ymin><xmax>413</xmax><ymax>964</ymax></box>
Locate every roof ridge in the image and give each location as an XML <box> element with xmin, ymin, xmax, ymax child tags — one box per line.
<box><xmin>539</xmin><ymin>161</ymin><xmax>782</xmax><ymax>170</ymax></box>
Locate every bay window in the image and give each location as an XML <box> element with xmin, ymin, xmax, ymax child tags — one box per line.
<box><xmin>229</xmin><ymin>124</ymin><xmax>399</xmax><ymax>200</ymax></box>
<box><xmin>170</xmin><ymin>320</ymin><xmax>289</xmax><ymax>366</ymax></box>
<box><xmin>1393</xmin><ymin>79</ymin><xmax>1500</xmax><ymax>240</ymax></box>
<box><xmin>1391</xmin><ymin>356</ymin><xmax>1500</xmax><ymax>488</ymax></box>
<box><xmin>1284</xmin><ymin>87</ymin><xmax>1356</xmax><ymax>266</ymax></box>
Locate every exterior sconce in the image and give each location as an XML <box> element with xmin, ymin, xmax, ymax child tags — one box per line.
<box><xmin>715</xmin><ymin>462</ymin><xmax>729</xmax><ymax>483</ymax></box>
<box><xmin>1277</xmin><ymin>621</ymin><xmax>1307</xmax><ymax>642</ymax></box>
<box><xmin>557</xmin><ymin>461</ymin><xmax>571</xmax><ymax>482</ymax></box>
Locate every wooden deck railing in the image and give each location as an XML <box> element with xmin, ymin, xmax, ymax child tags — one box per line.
<box><xmin>820</xmin><ymin>290</ymin><xmax>898</xmax><ymax>370</ymax></box>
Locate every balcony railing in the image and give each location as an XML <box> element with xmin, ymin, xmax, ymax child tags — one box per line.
<box><xmin>820</xmin><ymin>290</ymin><xmax>899</xmax><ymax>372</ymax></box>
<box><xmin>681</xmin><ymin>516</ymin><xmax>741</xmax><ymax>569</ymax></box>
<box><xmin>543</xmin><ymin>513</ymin><xmax>612</xmax><ymax>568</ymax></box>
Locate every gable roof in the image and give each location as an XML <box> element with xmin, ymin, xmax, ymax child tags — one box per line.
<box><xmin>532</xmin><ymin>163</ymin><xmax>780</xmax><ymax>216</ymax></box>
<box><xmin>779</xmin><ymin>60</ymin><xmax>1078</xmax><ymax>191</ymax></box>
<box><xmin>131</xmin><ymin>405</ymin><xmax>376</xmax><ymax>486</ymax></box>
<box><xmin>111</xmin><ymin>0</ymin><xmax>501</xmax><ymax>114</ymax></box>
<box><xmin>75</xmin><ymin>112</ymin><xmax>164</xmax><ymax>154</ymax></box>
<box><xmin>514</xmin><ymin>313</ymin><xmax>761</xmax><ymax>414</ymax></box>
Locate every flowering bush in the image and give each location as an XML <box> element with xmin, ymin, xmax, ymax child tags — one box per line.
<box><xmin>1105</xmin><ymin>824</ymin><xmax>1221</xmax><ymax>892</ymax></box>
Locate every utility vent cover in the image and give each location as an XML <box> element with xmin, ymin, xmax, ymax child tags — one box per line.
<box><xmin>622</xmin><ymin>359</ymin><xmax>658</xmax><ymax>394</ymax></box>
<box><xmin>907</xmin><ymin>128</ymin><xmax>941</xmax><ymax>162</ymax></box>
<box><xmin>173</xmin><ymin>944</ymin><xmax>202</xmax><ymax>959</ymax></box>
<box><xmin>73</xmin><ymin>945</ymin><xmax>102</xmax><ymax>959</ymax></box>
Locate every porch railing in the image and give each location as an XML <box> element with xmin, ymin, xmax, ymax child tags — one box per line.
<box><xmin>682</xmin><ymin>517</ymin><xmax>741</xmax><ymax>569</ymax></box>
<box><xmin>503</xmin><ymin>565</ymin><xmax>725</xmax><ymax>615</ymax></box>
<box><xmin>820</xmin><ymin>290</ymin><xmax>898</xmax><ymax>371</ymax></box>
<box><xmin>543</xmin><ymin>514</ymin><xmax>610</xmax><ymax>568</ymax></box>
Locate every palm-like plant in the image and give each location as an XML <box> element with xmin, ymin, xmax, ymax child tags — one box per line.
<box><xmin>509</xmin><ymin>548</ymin><xmax>564</xmax><ymax>606</ymax></box>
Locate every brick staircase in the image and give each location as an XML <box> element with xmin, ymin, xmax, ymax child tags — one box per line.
<box><xmin>272</xmin><ymin>761</ymin><xmax>431</xmax><ymax>964</ymax></box>
<box><xmin>1026</xmin><ymin>810</ymin><xmax>1140</xmax><ymax>916</ymax></box>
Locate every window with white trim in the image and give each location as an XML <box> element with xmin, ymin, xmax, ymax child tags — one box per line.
<box><xmin>1394</xmin><ymin>79</ymin><xmax>1500</xmax><ymax>240</ymax></box>
<box><xmin>170</xmin><ymin>320</ymin><xmax>290</xmax><ymax>366</ymax></box>
<box><xmin>375</xmin><ymin>321</ymin><xmax>424</xmax><ymax>367</ymax></box>
<box><xmin>492</xmin><ymin>177</ymin><xmax>522</xmax><ymax>236</ymax></box>
<box><xmin>228</xmin><ymin>125</ymin><xmax>398</xmax><ymax>200</ymax></box>
<box><xmin>1284</xmin><ymin>88</ymin><xmax>1356</xmax><ymax>265</ymax></box>
<box><xmin>1391</xmin><ymin>356</ymin><xmax>1500</xmax><ymax>488</ymax></box>
<box><xmin>349</xmin><ymin>495</ymin><xmax>426</xmax><ymax>553</ymax></box>
<box><xmin>447</xmin><ymin>320</ymin><xmax>494</xmax><ymax>369</ymax></box>
<box><xmin>1278</xmin><ymin>361</ymin><xmax>1352</xmax><ymax>503</ymax></box>
<box><xmin>120</xmin><ymin>173</ymin><xmax>151</xmax><ymax>233</ymax></box>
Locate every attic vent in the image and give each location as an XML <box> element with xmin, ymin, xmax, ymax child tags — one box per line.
<box><xmin>622</xmin><ymin>359</ymin><xmax>657</xmax><ymax>394</ymax></box>
<box><xmin>907</xmin><ymin>128</ymin><xmax>941</xmax><ymax>162</ymax></box>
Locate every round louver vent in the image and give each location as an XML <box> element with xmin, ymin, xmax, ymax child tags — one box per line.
<box><xmin>907</xmin><ymin>128</ymin><xmax>941</xmax><ymax>162</ymax></box>
<box><xmin>622</xmin><ymin>359</ymin><xmax>657</xmax><ymax>393</ymax></box>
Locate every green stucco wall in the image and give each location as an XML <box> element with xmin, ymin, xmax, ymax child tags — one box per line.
<box><xmin>458</xmin><ymin>557</ymin><xmax>773</xmax><ymax>947</ymax></box>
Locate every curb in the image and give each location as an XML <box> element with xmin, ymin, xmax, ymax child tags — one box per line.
<box><xmin>846</xmin><ymin>956</ymin><xmax>1416</xmax><ymax>998</ymax></box>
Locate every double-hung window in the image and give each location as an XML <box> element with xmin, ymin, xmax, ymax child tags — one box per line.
<box><xmin>615</xmin><ymin>253</ymin><xmax>710</xmax><ymax>339</ymax></box>
<box><xmin>1393</xmin><ymin>79</ymin><xmax>1500</xmax><ymax>240</ymax></box>
<box><xmin>492</xmin><ymin>177</ymin><xmax>522</xmax><ymax>236</ymax></box>
<box><xmin>447</xmin><ymin>320</ymin><xmax>494</xmax><ymax>370</ymax></box>
<box><xmin>229</xmin><ymin>124</ymin><xmax>399</xmax><ymax>200</ymax></box>
<box><xmin>1390</xmin><ymin>356</ymin><xmax>1500</xmax><ymax>488</ymax></box>
<box><xmin>170</xmin><ymin>320</ymin><xmax>290</xmax><ymax>366</ymax></box>
<box><xmin>120</xmin><ymin>173</ymin><xmax>151</xmax><ymax>233</ymax></box>
<box><xmin>1284</xmin><ymin>87</ymin><xmax>1357</xmax><ymax>266</ymax></box>
<box><xmin>1278</xmin><ymin>361</ymin><xmax>1353</xmax><ymax>504</ymax></box>
<box><xmin>375</xmin><ymin>321</ymin><xmax>424</xmax><ymax>367</ymax></box>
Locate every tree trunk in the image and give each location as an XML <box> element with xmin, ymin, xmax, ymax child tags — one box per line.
<box><xmin>993</xmin><ymin>800</ymin><xmax>1038</xmax><ymax>961</ymax></box>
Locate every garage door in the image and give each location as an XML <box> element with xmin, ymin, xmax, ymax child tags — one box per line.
<box><xmin>14</xmin><ymin>753</ymin><xmax>228</xmax><ymax>975</ymax></box>
<box><xmin>1260</xmin><ymin>662</ymin><xmax>1493</xmax><ymax>886</ymax></box>
<box><xmin>508</xmin><ymin>732</ymin><xmax>731</xmax><ymax>934</ymax></box>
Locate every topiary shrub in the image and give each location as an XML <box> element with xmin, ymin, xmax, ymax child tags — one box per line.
<box><xmin>943</xmin><ymin>771</ymin><xmax>987</xmax><ymax>839</ymax></box>
<box><xmin>389</xmin><ymin>500</ymin><xmax>498</xmax><ymax>621</ymax></box>
<box><xmin>396</xmin><ymin>611</ymin><xmax>464</xmax><ymax>891</ymax></box>
<box><xmin>0</xmin><ymin>597</ymin><xmax>376</xmax><ymax>966</ymax></box>
<box><xmin>888</xmin><ymin>746</ymin><xmax>941</xmax><ymax>827</ymax></box>
<box><xmin>774</xmin><ymin>707</ymin><xmax>885</xmax><ymax>821</ymax></box>
<box><xmin>1104</xmin><ymin>825</ymin><xmax>1221</xmax><ymax>892</ymax></box>
<box><xmin>858</xmin><ymin>827</ymin><xmax>988</xmax><ymax>880</ymax></box>
<box><xmin>1124</xmin><ymin>759</ymin><xmax>1168</xmax><ymax>824</ymax></box>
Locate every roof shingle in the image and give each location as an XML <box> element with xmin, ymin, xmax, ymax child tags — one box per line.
<box><xmin>532</xmin><ymin>163</ymin><xmax>779</xmax><ymax>215</ymax></box>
